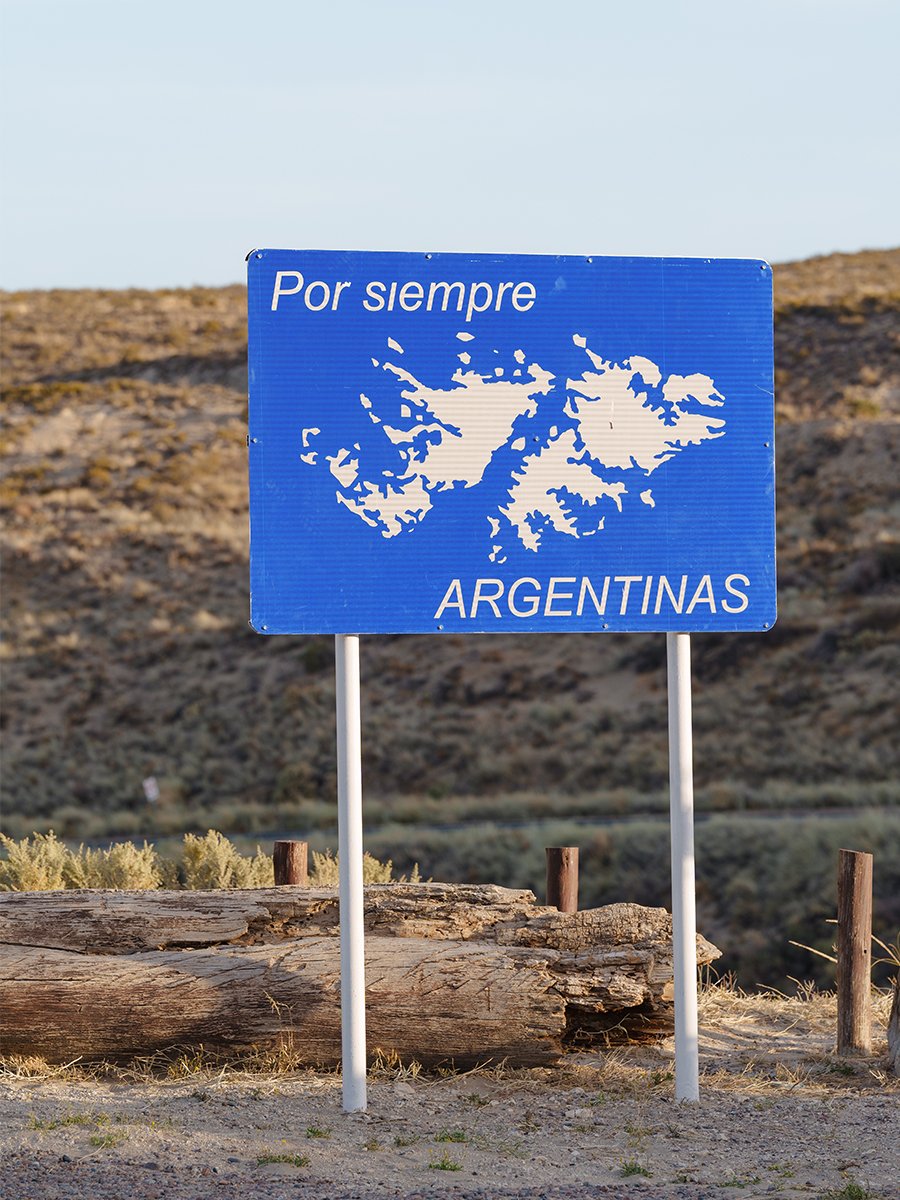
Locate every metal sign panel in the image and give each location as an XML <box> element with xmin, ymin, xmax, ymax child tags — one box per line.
<box><xmin>248</xmin><ymin>250</ymin><xmax>775</xmax><ymax>634</ymax></box>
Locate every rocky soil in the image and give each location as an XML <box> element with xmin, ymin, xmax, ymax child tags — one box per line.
<box><xmin>1</xmin><ymin>989</ymin><xmax>898</xmax><ymax>1200</ymax></box>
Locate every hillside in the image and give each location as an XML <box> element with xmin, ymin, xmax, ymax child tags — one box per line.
<box><xmin>2</xmin><ymin>251</ymin><xmax>899</xmax><ymax>984</ymax></box>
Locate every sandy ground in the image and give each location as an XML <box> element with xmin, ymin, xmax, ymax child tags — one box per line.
<box><xmin>1</xmin><ymin>991</ymin><xmax>898</xmax><ymax>1200</ymax></box>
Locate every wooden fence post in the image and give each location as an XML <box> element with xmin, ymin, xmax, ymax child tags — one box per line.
<box><xmin>273</xmin><ymin>840</ymin><xmax>308</xmax><ymax>887</ymax></box>
<box><xmin>836</xmin><ymin>848</ymin><xmax>873</xmax><ymax>1055</ymax></box>
<box><xmin>546</xmin><ymin>847</ymin><xmax>578</xmax><ymax>913</ymax></box>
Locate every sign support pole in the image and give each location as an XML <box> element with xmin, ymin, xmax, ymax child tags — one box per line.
<box><xmin>335</xmin><ymin>633</ymin><xmax>367</xmax><ymax>1113</ymax></box>
<box><xmin>666</xmin><ymin>631</ymin><xmax>700</xmax><ymax>1102</ymax></box>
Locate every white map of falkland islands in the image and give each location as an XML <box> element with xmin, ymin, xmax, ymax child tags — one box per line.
<box><xmin>299</xmin><ymin>332</ymin><xmax>736</xmax><ymax>619</ymax></box>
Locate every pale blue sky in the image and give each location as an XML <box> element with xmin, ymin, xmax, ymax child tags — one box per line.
<box><xmin>1</xmin><ymin>0</ymin><xmax>898</xmax><ymax>290</ymax></box>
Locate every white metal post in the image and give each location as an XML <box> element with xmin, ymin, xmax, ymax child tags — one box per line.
<box><xmin>666</xmin><ymin>632</ymin><xmax>700</xmax><ymax>1101</ymax></box>
<box><xmin>335</xmin><ymin>633</ymin><xmax>367</xmax><ymax>1112</ymax></box>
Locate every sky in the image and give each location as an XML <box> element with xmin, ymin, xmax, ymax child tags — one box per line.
<box><xmin>1</xmin><ymin>0</ymin><xmax>898</xmax><ymax>291</ymax></box>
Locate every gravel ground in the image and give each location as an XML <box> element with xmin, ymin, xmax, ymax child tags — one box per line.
<box><xmin>3</xmin><ymin>994</ymin><xmax>898</xmax><ymax>1200</ymax></box>
<box><xmin>0</xmin><ymin>1151</ymin><xmax>831</xmax><ymax>1200</ymax></box>
<box><xmin>1</xmin><ymin>1068</ymin><xmax>898</xmax><ymax>1200</ymax></box>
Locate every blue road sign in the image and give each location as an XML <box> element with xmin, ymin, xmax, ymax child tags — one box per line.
<box><xmin>248</xmin><ymin>250</ymin><xmax>775</xmax><ymax>634</ymax></box>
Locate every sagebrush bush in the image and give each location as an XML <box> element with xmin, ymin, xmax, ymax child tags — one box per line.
<box><xmin>0</xmin><ymin>831</ymin><xmax>163</xmax><ymax>891</ymax></box>
<box><xmin>181</xmin><ymin>830</ymin><xmax>273</xmax><ymax>888</ymax></box>
<box><xmin>0</xmin><ymin>830</ymin><xmax>408</xmax><ymax>892</ymax></box>
<box><xmin>73</xmin><ymin>841</ymin><xmax>164</xmax><ymax>889</ymax></box>
<box><xmin>308</xmin><ymin>849</ymin><xmax>418</xmax><ymax>886</ymax></box>
<box><xmin>0</xmin><ymin>832</ymin><xmax>73</xmax><ymax>890</ymax></box>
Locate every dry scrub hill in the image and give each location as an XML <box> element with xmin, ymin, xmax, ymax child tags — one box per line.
<box><xmin>1</xmin><ymin>251</ymin><xmax>898</xmax><ymax>834</ymax></box>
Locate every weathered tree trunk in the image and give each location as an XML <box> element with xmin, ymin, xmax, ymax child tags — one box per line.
<box><xmin>0</xmin><ymin>883</ymin><xmax>720</xmax><ymax>1067</ymax></box>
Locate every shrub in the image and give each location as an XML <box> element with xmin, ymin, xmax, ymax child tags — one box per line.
<box><xmin>308</xmin><ymin>849</ymin><xmax>417</xmax><ymax>885</ymax></box>
<box><xmin>0</xmin><ymin>831</ymin><xmax>162</xmax><ymax>890</ymax></box>
<box><xmin>180</xmin><ymin>830</ymin><xmax>273</xmax><ymax>889</ymax></box>
<box><xmin>0</xmin><ymin>831</ymin><xmax>72</xmax><ymax>890</ymax></box>
<box><xmin>0</xmin><ymin>831</ymin><xmax>420</xmax><ymax>892</ymax></box>
<box><xmin>75</xmin><ymin>842</ymin><xmax>163</xmax><ymax>889</ymax></box>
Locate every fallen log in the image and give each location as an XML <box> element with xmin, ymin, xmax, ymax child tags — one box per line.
<box><xmin>0</xmin><ymin>883</ymin><xmax>720</xmax><ymax>1066</ymax></box>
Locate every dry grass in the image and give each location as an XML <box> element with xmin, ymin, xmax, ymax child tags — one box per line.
<box><xmin>696</xmin><ymin>974</ymin><xmax>898</xmax><ymax>1095</ymax></box>
<box><xmin>773</xmin><ymin>248</ymin><xmax>900</xmax><ymax>313</ymax></box>
<box><xmin>4</xmin><ymin>974</ymin><xmax>895</xmax><ymax>1103</ymax></box>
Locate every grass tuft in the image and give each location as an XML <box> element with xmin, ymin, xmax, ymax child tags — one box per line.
<box><xmin>256</xmin><ymin>1152</ymin><xmax>309</xmax><ymax>1167</ymax></box>
<box><xmin>820</xmin><ymin>1185</ymin><xmax>871</xmax><ymax>1200</ymax></box>
<box><xmin>429</xmin><ymin>1152</ymin><xmax>463</xmax><ymax>1171</ymax></box>
<box><xmin>621</xmin><ymin>1159</ymin><xmax>652</xmax><ymax>1177</ymax></box>
<box><xmin>89</xmin><ymin>1131</ymin><xmax>127</xmax><ymax>1149</ymax></box>
<box><xmin>434</xmin><ymin>1129</ymin><xmax>469</xmax><ymax>1143</ymax></box>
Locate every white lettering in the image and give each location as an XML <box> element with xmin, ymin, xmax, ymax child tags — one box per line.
<box><xmin>512</xmin><ymin>281</ymin><xmax>537</xmax><ymax>311</ymax></box>
<box><xmin>271</xmin><ymin>270</ymin><xmax>304</xmax><ymax>311</ymax></box>
<box><xmin>686</xmin><ymin>574</ymin><xmax>717</xmax><ymax>614</ymax></box>
<box><xmin>614</xmin><ymin>575</ymin><xmax>643</xmax><ymax>615</ymax></box>
<box><xmin>508</xmin><ymin>577</ymin><xmax>541</xmax><ymax>618</ymax></box>
<box><xmin>470</xmin><ymin>578</ymin><xmax>504</xmax><ymax>618</ymax></box>
<box><xmin>304</xmin><ymin>280</ymin><xmax>330</xmax><ymax>311</ymax></box>
<box><xmin>654</xmin><ymin>574</ymin><xmax>687</xmax><ymax>614</ymax></box>
<box><xmin>495</xmin><ymin>281</ymin><xmax>515</xmax><ymax>308</ymax></box>
<box><xmin>427</xmin><ymin>281</ymin><xmax>465</xmax><ymax>312</ymax></box>
<box><xmin>274</xmin><ymin>274</ymin><xmax>537</xmax><ymax>316</ymax></box>
<box><xmin>434</xmin><ymin>579</ymin><xmax>466</xmax><ymax>620</ymax></box>
<box><xmin>722</xmin><ymin>573</ymin><xmax>750</xmax><ymax>613</ymax></box>
<box><xmin>577</xmin><ymin>576</ymin><xmax>608</xmax><ymax>616</ymax></box>
<box><xmin>363</xmin><ymin>280</ymin><xmax>386</xmax><ymax>312</ymax></box>
<box><xmin>433</xmin><ymin>572</ymin><xmax>748</xmax><ymax>624</ymax></box>
<box><xmin>641</xmin><ymin>576</ymin><xmax>653</xmax><ymax>614</ymax></box>
<box><xmin>399</xmin><ymin>281</ymin><xmax>424</xmax><ymax>311</ymax></box>
<box><xmin>465</xmin><ymin>282</ymin><xmax>494</xmax><ymax>323</ymax></box>
<box><xmin>544</xmin><ymin>577</ymin><xmax>576</xmax><ymax>617</ymax></box>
